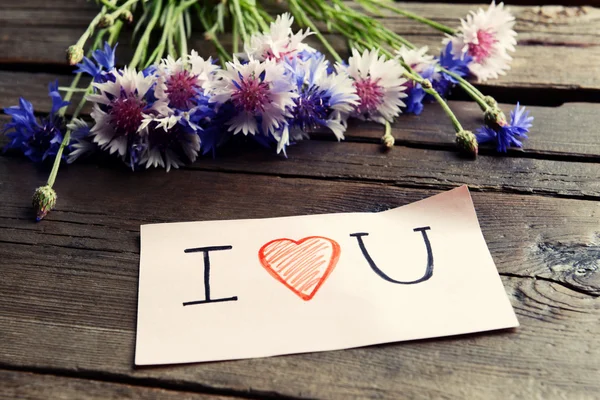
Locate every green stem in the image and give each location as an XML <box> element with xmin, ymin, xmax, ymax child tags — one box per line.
<box><xmin>232</xmin><ymin>16</ymin><xmax>240</xmax><ymax>54</ymax></box>
<box><xmin>178</xmin><ymin>12</ymin><xmax>188</xmax><ymax>57</ymax></box>
<box><xmin>247</xmin><ymin>2</ymin><xmax>269</xmax><ymax>31</ymax></box>
<box><xmin>130</xmin><ymin>0</ymin><xmax>162</xmax><ymax>69</ymax></box>
<box><xmin>108</xmin><ymin>20</ymin><xmax>124</xmax><ymax>44</ymax></box>
<box><xmin>438</xmin><ymin>67</ymin><xmax>489</xmax><ymax>111</ymax></box>
<box><xmin>391</xmin><ymin>31</ymin><xmax>493</xmax><ymax>113</ymax></box>
<box><xmin>59</xmin><ymin>74</ymin><xmax>82</xmax><ymax>115</ymax></box>
<box><xmin>74</xmin><ymin>8</ymin><xmax>107</xmax><ymax>49</ymax></box>
<box><xmin>231</xmin><ymin>0</ymin><xmax>249</xmax><ymax>44</ymax></box>
<box><xmin>288</xmin><ymin>0</ymin><xmax>342</xmax><ymax>63</ymax></box>
<box><xmin>178</xmin><ymin>0</ymin><xmax>197</xmax><ymax>10</ymax></box>
<box><xmin>365</xmin><ymin>0</ymin><xmax>456</xmax><ymax>35</ymax></box>
<box><xmin>47</xmin><ymin>132</ymin><xmax>69</xmax><ymax>187</ymax></box>
<box><xmin>147</xmin><ymin>1</ymin><xmax>174</xmax><ymax>65</ymax></box>
<box><xmin>48</xmin><ymin>16</ymin><xmax>121</xmax><ymax>188</ymax></box>
<box><xmin>377</xmin><ymin>28</ymin><xmax>414</xmax><ymax>50</ymax></box>
<box><xmin>440</xmin><ymin>67</ymin><xmax>485</xmax><ymax>99</ymax></box>
<box><xmin>256</xmin><ymin>7</ymin><xmax>274</xmax><ymax>24</ymax></box>
<box><xmin>47</xmin><ymin>72</ymin><xmax>84</xmax><ymax>187</ymax></box>
<box><xmin>167</xmin><ymin>22</ymin><xmax>177</xmax><ymax>58</ymax></box>
<box><xmin>197</xmin><ymin>6</ymin><xmax>232</xmax><ymax>63</ymax></box>
<box><xmin>428</xmin><ymin>86</ymin><xmax>463</xmax><ymax>132</ymax></box>
<box><xmin>460</xmin><ymin>82</ymin><xmax>489</xmax><ymax>111</ymax></box>
<box><xmin>58</xmin><ymin>87</ymin><xmax>88</xmax><ymax>93</ymax></box>
<box><xmin>105</xmin><ymin>0</ymin><xmax>139</xmax><ymax>19</ymax></box>
<box><xmin>72</xmin><ymin>86</ymin><xmax>94</xmax><ymax>121</ymax></box>
<box><xmin>400</xmin><ymin>61</ymin><xmax>463</xmax><ymax>133</ymax></box>
<box><xmin>382</xmin><ymin>120</ymin><xmax>394</xmax><ymax>146</ymax></box>
<box><xmin>97</xmin><ymin>0</ymin><xmax>118</xmax><ymax>10</ymax></box>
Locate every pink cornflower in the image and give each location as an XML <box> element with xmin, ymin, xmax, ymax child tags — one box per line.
<box><xmin>87</xmin><ymin>67</ymin><xmax>169</xmax><ymax>156</ymax></box>
<box><xmin>208</xmin><ymin>58</ymin><xmax>297</xmax><ymax>136</ymax></box>
<box><xmin>343</xmin><ymin>49</ymin><xmax>408</xmax><ymax>124</ymax></box>
<box><xmin>445</xmin><ymin>2</ymin><xmax>517</xmax><ymax>82</ymax></box>
<box><xmin>244</xmin><ymin>13</ymin><xmax>315</xmax><ymax>62</ymax></box>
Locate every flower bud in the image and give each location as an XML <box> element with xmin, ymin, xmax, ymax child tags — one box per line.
<box><xmin>484</xmin><ymin>108</ymin><xmax>508</xmax><ymax>130</ymax></box>
<box><xmin>66</xmin><ymin>45</ymin><xmax>84</xmax><ymax>66</ymax></box>
<box><xmin>119</xmin><ymin>10</ymin><xmax>133</xmax><ymax>24</ymax></box>
<box><xmin>381</xmin><ymin>133</ymin><xmax>395</xmax><ymax>149</ymax></box>
<box><xmin>32</xmin><ymin>185</ymin><xmax>57</xmax><ymax>221</ymax></box>
<box><xmin>455</xmin><ymin>130</ymin><xmax>478</xmax><ymax>158</ymax></box>
<box><xmin>420</xmin><ymin>79</ymin><xmax>432</xmax><ymax>90</ymax></box>
<box><xmin>483</xmin><ymin>95</ymin><xmax>498</xmax><ymax>108</ymax></box>
<box><xmin>98</xmin><ymin>14</ymin><xmax>115</xmax><ymax>28</ymax></box>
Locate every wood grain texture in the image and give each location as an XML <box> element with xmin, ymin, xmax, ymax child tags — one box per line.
<box><xmin>2</xmin><ymin>124</ymin><xmax>599</xmax><ymax>202</ymax></box>
<box><xmin>185</xmin><ymin>141</ymin><xmax>600</xmax><ymax>199</ymax></box>
<box><xmin>0</xmin><ymin>1</ymin><xmax>599</xmax><ymax>92</ymax></box>
<box><xmin>1</xmin><ymin>0</ymin><xmax>599</xmax><ymax>398</ymax></box>
<box><xmin>1</xmin><ymin>116</ymin><xmax>599</xmax><ymax>201</ymax></box>
<box><xmin>0</xmin><ymin>157</ymin><xmax>598</xmax><ymax>399</ymax></box>
<box><xmin>0</xmin><ymin>370</ymin><xmax>233</xmax><ymax>400</ymax></box>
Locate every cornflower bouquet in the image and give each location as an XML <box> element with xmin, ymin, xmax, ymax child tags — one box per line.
<box><xmin>2</xmin><ymin>0</ymin><xmax>533</xmax><ymax>221</ymax></box>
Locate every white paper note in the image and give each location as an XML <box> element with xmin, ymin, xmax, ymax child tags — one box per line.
<box><xmin>135</xmin><ymin>185</ymin><xmax>518</xmax><ymax>365</ymax></box>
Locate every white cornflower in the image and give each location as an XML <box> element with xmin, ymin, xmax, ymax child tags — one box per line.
<box><xmin>138</xmin><ymin>119</ymin><xmax>201</xmax><ymax>172</ymax></box>
<box><xmin>445</xmin><ymin>1</ymin><xmax>517</xmax><ymax>82</ymax></box>
<box><xmin>395</xmin><ymin>46</ymin><xmax>437</xmax><ymax>74</ymax></box>
<box><xmin>208</xmin><ymin>58</ymin><xmax>297</xmax><ymax>137</ymax></box>
<box><xmin>155</xmin><ymin>51</ymin><xmax>219</xmax><ymax>111</ymax></box>
<box><xmin>343</xmin><ymin>48</ymin><xmax>408</xmax><ymax>124</ymax></box>
<box><xmin>244</xmin><ymin>13</ymin><xmax>315</xmax><ymax>62</ymax></box>
<box><xmin>87</xmin><ymin>67</ymin><xmax>169</xmax><ymax>157</ymax></box>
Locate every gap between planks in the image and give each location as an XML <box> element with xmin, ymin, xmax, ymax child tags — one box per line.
<box><xmin>1</xmin><ymin>135</ymin><xmax>600</xmax><ymax>202</ymax></box>
<box><xmin>0</xmin><ymin>368</ymin><xmax>249</xmax><ymax>400</ymax></box>
<box><xmin>0</xmin><ymin>365</ymin><xmax>318</xmax><ymax>400</ymax></box>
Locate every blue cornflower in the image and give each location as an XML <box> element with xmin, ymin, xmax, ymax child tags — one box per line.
<box><xmin>142</xmin><ymin>64</ymin><xmax>157</xmax><ymax>77</ymax></box>
<box><xmin>3</xmin><ymin>81</ymin><xmax>69</xmax><ymax>163</ymax></box>
<box><xmin>282</xmin><ymin>54</ymin><xmax>359</xmax><ymax>153</ymax></box>
<box><xmin>191</xmin><ymin>99</ymin><xmax>234</xmax><ymax>157</ymax></box>
<box><xmin>438</xmin><ymin>42</ymin><xmax>472</xmax><ymax>81</ymax></box>
<box><xmin>66</xmin><ymin>118</ymin><xmax>94</xmax><ymax>164</ymax></box>
<box><xmin>74</xmin><ymin>42</ymin><xmax>117</xmax><ymax>82</ymax></box>
<box><xmin>430</xmin><ymin>42</ymin><xmax>473</xmax><ymax>98</ymax></box>
<box><xmin>139</xmin><ymin>118</ymin><xmax>200</xmax><ymax>172</ymax></box>
<box><xmin>476</xmin><ymin>103</ymin><xmax>533</xmax><ymax>152</ymax></box>
<box><xmin>395</xmin><ymin>46</ymin><xmax>441</xmax><ymax>115</ymax></box>
<box><xmin>403</xmin><ymin>82</ymin><xmax>426</xmax><ymax>115</ymax></box>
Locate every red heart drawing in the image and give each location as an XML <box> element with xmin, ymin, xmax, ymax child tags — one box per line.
<box><xmin>258</xmin><ymin>236</ymin><xmax>341</xmax><ymax>301</ymax></box>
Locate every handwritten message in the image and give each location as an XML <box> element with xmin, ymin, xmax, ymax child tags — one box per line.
<box><xmin>135</xmin><ymin>186</ymin><xmax>518</xmax><ymax>365</ymax></box>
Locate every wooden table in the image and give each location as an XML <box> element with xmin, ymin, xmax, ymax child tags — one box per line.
<box><xmin>1</xmin><ymin>1</ymin><xmax>599</xmax><ymax>399</ymax></box>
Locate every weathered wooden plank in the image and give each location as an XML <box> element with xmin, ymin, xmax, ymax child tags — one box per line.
<box><xmin>187</xmin><ymin>141</ymin><xmax>600</xmax><ymax>199</ymax></box>
<box><xmin>1</xmin><ymin>113</ymin><xmax>599</xmax><ymax>200</ymax></box>
<box><xmin>0</xmin><ymin>156</ymin><xmax>597</xmax><ymax>294</ymax></box>
<box><xmin>0</xmin><ymin>1</ymin><xmax>599</xmax><ymax>92</ymax></box>
<box><xmin>0</xmin><ymin>157</ymin><xmax>598</xmax><ymax>399</ymax></box>
<box><xmin>0</xmin><ymin>369</ymin><xmax>234</xmax><ymax>400</ymax></box>
<box><xmin>2</xmin><ymin>70</ymin><xmax>600</xmax><ymax>160</ymax></box>
<box><xmin>349</xmin><ymin>102</ymin><xmax>600</xmax><ymax>159</ymax></box>
<box><xmin>0</xmin><ymin>72</ymin><xmax>91</xmax><ymax>114</ymax></box>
